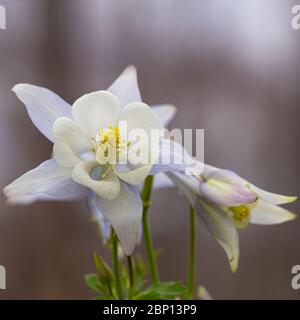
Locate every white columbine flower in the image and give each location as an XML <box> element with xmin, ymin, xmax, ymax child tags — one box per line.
<box><xmin>155</xmin><ymin>163</ymin><xmax>297</xmax><ymax>271</ymax></box>
<box><xmin>3</xmin><ymin>66</ymin><xmax>183</xmax><ymax>256</ymax></box>
<box><xmin>89</xmin><ymin>96</ymin><xmax>179</xmax><ymax>246</ymax></box>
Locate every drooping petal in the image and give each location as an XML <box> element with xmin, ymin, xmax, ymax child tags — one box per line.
<box><xmin>88</xmin><ymin>191</ymin><xmax>143</xmax><ymax>245</ymax></box>
<box><xmin>88</xmin><ymin>191</ymin><xmax>111</xmax><ymax>244</ymax></box>
<box><xmin>12</xmin><ymin>84</ymin><xmax>72</xmax><ymax>142</ymax></box>
<box><xmin>53</xmin><ymin>117</ymin><xmax>94</xmax><ymax>168</ymax></box>
<box><xmin>250</xmin><ymin>199</ymin><xmax>296</xmax><ymax>225</ymax></box>
<box><xmin>93</xmin><ymin>182</ymin><xmax>142</xmax><ymax>255</ymax></box>
<box><xmin>72</xmin><ymin>91</ymin><xmax>121</xmax><ymax>137</ymax></box>
<box><xmin>3</xmin><ymin>159</ymin><xmax>86</xmax><ymax>205</ymax></box>
<box><xmin>152</xmin><ymin>173</ymin><xmax>174</xmax><ymax>190</ymax></box>
<box><xmin>150</xmin><ymin>139</ymin><xmax>197</xmax><ymax>175</ymax></box>
<box><xmin>197</xmin><ymin>199</ymin><xmax>240</xmax><ymax>272</ymax></box>
<box><xmin>72</xmin><ymin>161</ymin><xmax>120</xmax><ymax>200</ymax></box>
<box><xmin>199</xmin><ymin>170</ymin><xmax>257</xmax><ymax>207</ymax></box>
<box><xmin>166</xmin><ymin>172</ymin><xmax>198</xmax><ymax>207</ymax></box>
<box><xmin>249</xmin><ymin>184</ymin><xmax>297</xmax><ymax>205</ymax></box>
<box><xmin>151</xmin><ymin>104</ymin><xmax>177</xmax><ymax>128</ymax></box>
<box><xmin>107</xmin><ymin>66</ymin><xmax>141</xmax><ymax>107</ymax></box>
<box><xmin>164</xmin><ymin>170</ymin><xmax>240</xmax><ymax>271</ymax></box>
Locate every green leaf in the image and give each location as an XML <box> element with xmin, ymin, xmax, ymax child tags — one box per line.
<box><xmin>94</xmin><ymin>295</ymin><xmax>115</xmax><ymax>300</ymax></box>
<box><xmin>93</xmin><ymin>253</ymin><xmax>113</xmax><ymax>284</ymax></box>
<box><xmin>153</xmin><ymin>281</ymin><xmax>186</xmax><ymax>296</ymax></box>
<box><xmin>133</xmin><ymin>281</ymin><xmax>186</xmax><ymax>300</ymax></box>
<box><xmin>84</xmin><ymin>273</ymin><xmax>102</xmax><ymax>293</ymax></box>
<box><xmin>133</xmin><ymin>291</ymin><xmax>161</xmax><ymax>300</ymax></box>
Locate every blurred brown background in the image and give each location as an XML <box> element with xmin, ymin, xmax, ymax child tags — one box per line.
<box><xmin>0</xmin><ymin>0</ymin><xmax>300</xmax><ymax>299</ymax></box>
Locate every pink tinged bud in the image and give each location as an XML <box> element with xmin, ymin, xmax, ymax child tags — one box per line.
<box><xmin>198</xmin><ymin>169</ymin><xmax>257</xmax><ymax>207</ymax></box>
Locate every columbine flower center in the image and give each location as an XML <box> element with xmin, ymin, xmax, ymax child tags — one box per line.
<box><xmin>229</xmin><ymin>205</ymin><xmax>250</xmax><ymax>222</ymax></box>
<box><xmin>98</xmin><ymin>126</ymin><xmax>121</xmax><ymax>148</ymax></box>
<box><xmin>93</xmin><ymin>125</ymin><xmax>129</xmax><ymax>168</ymax></box>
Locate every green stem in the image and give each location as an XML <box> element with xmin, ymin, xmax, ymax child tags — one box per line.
<box><xmin>187</xmin><ymin>206</ymin><xmax>197</xmax><ymax>299</ymax></box>
<box><xmin>127</xmin><ymin>256</ymin><xmax>135</xmax><ymax>299</ymax></box>
<box><xmin>112</xmin><ymin>229</ymin><xmax>123</xmax><ymax>300</ymax></box>
<box><xmin>141</xmin><ymin>175</ymin><xmax>160</xmax><ymax>284</ymax></box>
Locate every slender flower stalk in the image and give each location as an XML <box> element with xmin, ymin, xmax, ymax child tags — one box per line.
<box><xmin>187</xmin><ymin>206</ymin><xmax>197</xmax><ymax>299</ymax></box>
<box><xmin>111</xmin><ymin>229</ymin><xmax>123</xmax><ymax>300</ymax></box>
<box><xmin>141</xmin><ymin>175</ymin><xmax>160</xmax><ymax>284</ymax></box>
<box><xmin>127</xmin><ymin>256</ymin><xmax>135</xmax><ymax>299</ymax></box>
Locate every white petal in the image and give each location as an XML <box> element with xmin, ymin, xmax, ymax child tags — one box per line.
<box><xmin>113</xmin><ymin>139</ymin><xmax>160</xmax><ymax>185</ymax></box>
<box><xmin>250</xmin><ymin>199</ymin><xmax>296</xmax><ymax>225</ymax></box>
<box><xmin>115</xmin><ymin>101</ymin><xmax>163</xmax><ymax>135</ymax></box>
<box><xmin>166</xmin><ymin>171</ymin><xmax>240</xmax><ymax>271</ymax></box>
<box><xmin>88</xmin><ymin>191</ymin><xmax>111</xmax><ymax>244</ymax></box>
<box><xmin>166</xmin><ymin>172</ymin><xmax>198</xmax><ymax>206</ymax></box>
<box><xmin>198</xmin><ymin>200</ymin><xmax>240</xmax><ymax>272</ymax></box>
<box><xmin>249</xmin><ymin>184</ymin><xmax>297</xmax><ymax>205</ymax></box>
<box><xmin>72</xmin><ymin>91</ymin><xmax>121</xmax><ymax>137</ymax></box>
<box><xmin>113</xmin><ymin>164</ymin><xmax>153</xmax><ymax>186</ymax></box>
<box><xmin>12</xmin><ymin>84</ymin><xmax>71</xmax><ymax>142</ymax></box>
<box><xmin>113</xmin><ymin>109</ymin><xmax>162</xmax><ymax>185</ymax></box>
<box><xmin>81</xmin><ymin>151</ymin><xmax>95</xmax><ymax>161</ymax></box>
<box><xmin>3</xmin><ymin>159</ymin><xmax>86</xmax><ymax>205</ymax></box>
<box><xmin>202</xmin><ymin>164</ymin><xmax>219</xmax><ymax>178</ymax></box>
<box><xmin>94</xmin><ymin>182</ymin><xmax>142</xmax><ymax>255</ymax></box>
<box><xmin>152</xmin><ymin>173</ymin><xmax>174</xmax><ymax>190</ymax></box>
<box><xmin>107</xmin><ymin>66</ymin><xmax>141</xmax><ymax>107</ymax></box>
<box><xmin>150</xmin><ymin>139</ymin><xmax>196</xmax><ymax>175</ymax></box>
<box><xmin>53</xmin><ymin>117</ymin><xmax>94</xmax><ymax>168</ymax></box>
<box><xmin>151</xmin><ymin>104</ymin><xmax>177</xmax><ymax>128</ymax></box>
<box><xmin>72</xmin><ymin>161</ymin><xmax>120</xmax><ymax>200</ymax></box>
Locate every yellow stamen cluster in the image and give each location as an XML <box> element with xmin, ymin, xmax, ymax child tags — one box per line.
<box><xmin>93</xmin><ymin>125</ymin><xmax>130</xmax><ymax>170</ymax></box>
<box><xmin>94</xmin><ymin>125</ymin><xmax>128</xmax><ymax>155</ymax></box>
<box><xmin>99</xmin><ymin>126</ymin><xmax>120</xmax><ymax>147</ymax></box>
<box><xmin>229</xmin><ymin>205</ymin><xmax>250</xmax><ymax>222</ymax></box>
